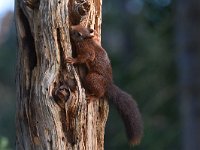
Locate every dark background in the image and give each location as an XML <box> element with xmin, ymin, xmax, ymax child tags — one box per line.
<box><xmin>0</xmin><ymin>0</ymin><xmax>200</xmax><ymax>150</ymax></box>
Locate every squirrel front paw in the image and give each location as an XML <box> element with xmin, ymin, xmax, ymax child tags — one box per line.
<box><xmin>66</xmin><ymin>57</ymin><xmax>77</xmax><ymax>64</ymax></box>
<box><xmin>86</xmin><ymin>94</ymin><xmax>97</xmax><ymax>103</ymax></box>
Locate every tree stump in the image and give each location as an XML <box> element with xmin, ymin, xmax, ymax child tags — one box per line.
<box><xmin>15</xmin><ymin>0</ymin><xmax>108</xmax><ymax>149</ymax></box>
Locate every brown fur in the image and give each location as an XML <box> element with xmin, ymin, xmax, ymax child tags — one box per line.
<box><xmin>66</xmin><ymin>25</ymin><xmax>143</xmax><ymax>145</ymax></box>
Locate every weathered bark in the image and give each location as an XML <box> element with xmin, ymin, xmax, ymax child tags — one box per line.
<box><xmin>176</xmin><ymin>0</ymin><xmax>200</xmax><ymax>150</ymax></box>
<box><xmin>15</xmin><ymin>0</ymin><xmax>108</xmax><ymax>149</ymax></box>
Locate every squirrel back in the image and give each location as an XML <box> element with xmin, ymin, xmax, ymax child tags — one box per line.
<box><xmin>70</xmin><ymin>25</ymin><xmax>113</xmax><ymax>82</ymax></box>
<box><xmin>67</xmin><ymin>25</ymin><xmax>143</xmax><ymax>145</ymax></box>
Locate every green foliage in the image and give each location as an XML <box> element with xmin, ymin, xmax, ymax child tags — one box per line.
<box><xmin>0</xmin><ymin>20</ymin><xmax>16</xmax><ymax>149</ymax></box>
<box><xmin>0</xmin><ymin>137</ymin><xmax>11</xmax><ymax>150</ymax></box>
<box><xmin>103</xmin><ymin>0</ymin><xmax>180</xmax><ymax>150</ymax></box>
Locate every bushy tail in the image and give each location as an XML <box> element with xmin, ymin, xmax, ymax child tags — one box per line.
<box><xmin>106</xmin><ymin>83</ymin><xmax>143</xmax><ymax>145</ymax></box>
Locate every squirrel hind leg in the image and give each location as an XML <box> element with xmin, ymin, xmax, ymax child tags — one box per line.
<box><xmin>84</xmin><ymin>73</ymin><xmax>106</xmax><ymax>99</ymax></box>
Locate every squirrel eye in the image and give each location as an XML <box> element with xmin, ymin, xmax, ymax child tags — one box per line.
<box><xmin>77</xmin><ymin>32</ymin><xmax>82</xmax><ymax>37</ymax></box>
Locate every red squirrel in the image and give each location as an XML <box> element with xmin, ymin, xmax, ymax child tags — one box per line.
<box><xmin>66</xmin><ymin>25</ymin><xmax>143</xmax><ymax>145</ymax></box>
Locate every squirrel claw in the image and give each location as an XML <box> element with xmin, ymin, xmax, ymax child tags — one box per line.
<box><xmin>86</xmin><ymin>94</ymin><xmax>96</xmax><ymax>103</ymax></box>
<box><xmin>66</xmin><ymin>57</ymin><xmax>76</xmax><ymax>64</ymax></box>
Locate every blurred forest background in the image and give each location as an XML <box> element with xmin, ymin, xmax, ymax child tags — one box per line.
<box><xmin>0</xmin><ymin>0</ymin><xmax>200</xmax><ymax>150</ymax></box>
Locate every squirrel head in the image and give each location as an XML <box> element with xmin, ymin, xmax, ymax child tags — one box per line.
<box><xmin>70</xmin><ymin>25</ymin><xmax>94</xmax><ymax>42</ymax></box>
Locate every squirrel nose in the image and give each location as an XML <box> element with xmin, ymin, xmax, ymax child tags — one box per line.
<box><xmin>70</xmin><ymin>26</ymin><xmax>73</xmax><ymax>31</ymax></box>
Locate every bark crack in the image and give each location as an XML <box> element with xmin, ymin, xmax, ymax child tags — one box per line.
<box><xmin>18</xmin><ymin>7</ymin><xmax>37</xmax><ymax>77</ymax></box>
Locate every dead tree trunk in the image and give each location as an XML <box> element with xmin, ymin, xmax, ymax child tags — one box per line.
<box><xmin>176</xmin><ymin>0</ymin><xmax>200</xmax><ymax>150</ymax></box>
<box><xmin>15</xmin><ymin>0</ymin><xmax>108</xmax><ymax>149</ymax></box>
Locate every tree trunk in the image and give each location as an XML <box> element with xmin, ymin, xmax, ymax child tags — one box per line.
<box><xmin>15</xmin><ymin>0</ymin><xmax>108</xmax><ymax>149</ymax></box>
<box><xmin>176</xmin><ymin>0</ymin><xmax>200</xmax><ymax>150</ymax></box>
